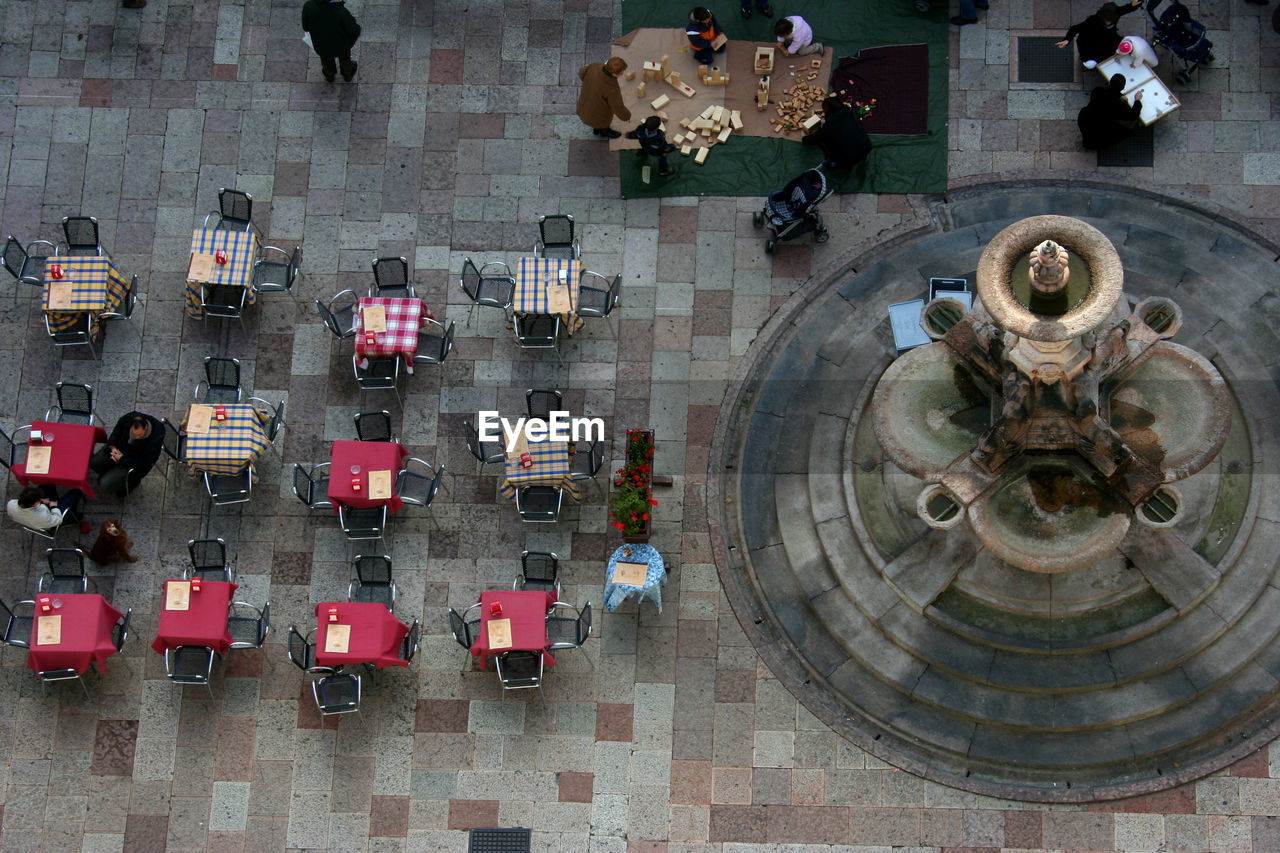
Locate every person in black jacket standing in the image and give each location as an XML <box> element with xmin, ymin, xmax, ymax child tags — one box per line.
<box><xmin>1057</xmin><ymin>0</ymin><xmax>1142</xmax><ymax>68</ymax></box>
<box><xmin>802</xmin><ymin>97</ymin><xmax>872</xmax><ymax>172</ymax></box>
<box><xmin>302</xmin><ymin>0</ymin><xmax>362</xmax><ymax>83</ymax></box>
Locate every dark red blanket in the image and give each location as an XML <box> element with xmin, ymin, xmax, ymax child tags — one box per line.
<box><xmin>831</xmin><ymin>44</ymin><xmax>930</xmax><ymax>136</ymax></box>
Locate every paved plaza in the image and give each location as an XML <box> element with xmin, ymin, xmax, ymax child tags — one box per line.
<box><xmin>0</xmin><ymin>0</ymin><xmax>1278</xmax><ymax>850</ymax></box>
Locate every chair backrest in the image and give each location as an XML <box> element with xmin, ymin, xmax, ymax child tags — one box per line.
<box><xmin>315</xmin><ymin>298</ymin><xmax>341</xmax><ymax>336</ymax></box>
<box><xmin>113</xmin><ymin>609</ymin><xmax>131</xmax><ymax>652</ymax></box>
<box><xmin>52</xmin><ymin>382</ymin><xmax>94</xmax><ymax>423</ymax></box>
<box><xmin>0</xmin><ymin>427</ymin><xmax>15</xmax><ymax>470</ymax></box>
<box><xmin>517</xmin><ymin>486</ymin><xmax>562</xmax><ymax>521</ymax></box>
<box><xmin>448</xmin><ymin>608</ymin><xmax>472</xmax><ymax>649</ymax></box>
<box><xmin>460</xmin><ymin>258</ymin><xmax>482</xmax><ymax>301</ymax></box>
<box><xmin>227</xmin><ymin>601</ymin><xmax>269</xmax><ymax>649</ymax></box>
<box><xmin>573</xmin><ymin>440</ymin><xmax>605</xmax><ymax>478</ymax></box>
<box><xmin>354</xmin><ymin>410</ymin><xmax>393</xmax><ymax>442</ymax></box>
<box><xmin>606</xmin><ymin>273</ymin><xmax>621</xmax><ymax>310</ymax></box>
<box><xmin>292</xmin><ymin>463</ymin><xmax>315</xmax><ymax>505</ymax></box>
<box><xmin>46</xmin><ymin>547</ymin><xmax>86</xmax><ymax>577</ymax></box>
<box><xmin>204</xmin><ymin>470</ymin><xmax>252</xmax><ymax>505</ymax></box>
<box><xmin>538</xmin><ymin>214</ymin><xmax>575</xmax><ymax>250</ymax></box>
<box><xmin>166</xmin><ymin>645</ymin><xmax>214</xmax><ymax>683</ymax></box>
<box><xmin>63</xmin><ymin>216</ymin><xmax>99</xmax><ymax>253</ymax></box>
<box><xmin>188</xmin><ymin>538</ymin><xmax>227</xmax><ymax>572</ymax></box>
<box><xmin>287</xmin><ymin>625</ymin><xmax>314</xmax><ymax>670</ymax></box>
<box><xmin>372</xmin><ymin>256</ymin><xmax>409</xmax><ymax>290</ymax></box>
<box><xmin>401</xmin><ymin>620</ymin><xmax>420</xmax><ymax>662</ymax></box>
<box><xmin>463</xmin><ymin>420</ymin><xmax>487</xmax><ymax>463</ymax></box>
<box><xmin>267</xmin><ymin>399</ymin><xmax>286</xmax><ymax>442</ymax></box>
<box><xmin>202</xmin><ymin>284</ymin><xmax>246</xmax><ymax>315</ymax></box>
<box><xmin>354</xmin><ymin>554</ymin><xmax>392</xmax><ymax>585</ymax></box>
<box><xmin>526</xmin><ymin>388</ymin><xmax>563</xmax><ymax>420</ymax></box>
<box><xmin>341</xmin><ymin>505</ymin><xmax>387</xmax><ymax>538</ymax></box>
<box><xmin>2</xmin><ymin>236</ymin><xmax>27</xmax><ymax>280</ymax></box>
<box><xmin>160</xmin><ymin>417</ymin><xmax>183</xmax><ymax>461</ymax></box>
<box><xmin>578</xmin><ymin>602</ymin><xmax>593</xmax><ymax>643</ymax></box>
<box><xmin>104</xmin><ymin>274</ymin><xmax>138</xmax><ymax>320</ymax></box>
<box><xmin>515</xmin><ymin>314</ymin><xmax>559</xmax><ymax>345</ymax></box>
<box><xmin>354</xmin><ymin>355</ymin><xmax>399</xmax><ymax>389</ymax></box>
<box><xmin>204</xmin><ymin>356</ymin><xmax>241</xmax><ymax>390</ymax></box>
<box><xmin>418</xmin><ymin>321</ymin><xmax>455</xmax><ymax>364</ymax></box>
<box><xmin>521</xmin><ymin>551</ymin><xmax>559</xmax><ymax>583</ymax></box>
<box><xmin>219</xmin><ymin>188</ymin><xmax>253</xmax><ymax>225</ymax></box>
<box><xmin>496</xmin><ymin>650</ymin><xmax>543</xmax><ymax>688</ymax></box>
<box><xmin>313</xmin><ymin>672</ymin><xmax>361</xmax><ymax>714</ymax></box>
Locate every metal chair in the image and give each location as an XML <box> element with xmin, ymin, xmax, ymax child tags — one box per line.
<box><xmin>316</xmin><ymin>289</ymin><xmax>359</xmax><ymax>347</ymax></box>
<box><xmin>352</xmin><ymin>354</ymin><xmax>402</xmax><ymax>410</ymax></box>
<box><xmin>200</xmin><ymin>283</ymin><xmax>248</xmax><ymax>336</ymax></box>
<box><xmin>546</xmin><ymin>602</ymin><xmax>593</xmax><ymax>655</ymax></box>
<box><xmin>62</xmin><ymin>216</ymin><xmax>103</xmax><ymax>256</ymax></box>
<box><xmin>227</xmin><ymin>601</ymin><xmax>270</xmax><ymax>649</ymax></box>
<box><xmin>348</xmin><ymin>554</ymin><xmax>396</xmax><ymax>609</ymax></box>
<box><xmin>515</xmin><ymin>486</ymin><xmax>563</xmax><ymax>522</ymax></box>
<box><xmin>0</xmin><ymin>426</ymin><xmax>25</xmax><ymax>472</ymax></box>
<box><xmin>292</xmin><ymin>463</ymin><xmax>333</xmax><ymax>511</ymax></box>
<box><xmin>185</xmin><ymin>538</ymin><xmax>231</xmax><ymax>583</ymax></box>
<box><xmin>165</xmin><ymin>645</ymin><xmax>216</xmax><ymax>697</ymax></box>
<box><xmin>44</xmin><ymin>382</ymin><xmax>99</xmax><ymax>426</ymax></box>
<box><xmin>464</xmin><ymin>419</ymin><xmax>505</xmax><ymax>470</ymax></box>
<box><xmin>312</xmin><ymin>671</ymin><xmax>362</xmax><ymax>717</ymax></box>
<box><xmin>515</xmin><ymin>550</ymin><xmax>561</xmax><ymax>598</ymax></box>
<box><xmin>535</xmin><ymin>214</ymin><xmax>580</xmax><ymax>259</ymax></box>
<box><xmin>576</xmin><ymin>271</ymin><xmax>621</xmax><ymax>336</ymax></box>
<box><xmin>396</xmin><ymin>457</ymin><xmax>444</xmax><ymax>509</ymax></box>
<box><xmin>448</xmin><ymin>607</ymin><xmax>478</xmax><ymax>651</ymax></box>
<box><xmin>413</xmin><ymin>319</ymin><xmax>455</xmax><ymax>366</ymax></box>
<box><xmin>195</xmin><ymin>356</ymin><xmax>242</xmax><ymax>404</ymax></box>
<box><xmin>112</xmin><ymin>609</ymin><xmax>131</xmax><ymax>654</ymax></box>
<box><xmin>459</xmin><ymin>257</ymin><xmax>514</xmax><ymax>327</ymax></box>
<box><xmin>248</xmin><ymin>396</ymin><xmax>286</xmax><ymax>455</ymax></box>
<box><xmin>525</xmin><ymin>388</ymin><xmax>563</xmax><ymax>421</ymax></box>
<box><xmin>339</xmin><ymin>504</ymin><xmax>388</xmax><ymax>545</ymax></box>
<box><xmin>159</xmin><ymin>417</ymin><xmax>184</xmax><ymax>462</ymax></box>
<box><xmin>97</xmin><ymin>274</ymin><xmax>141</xmax><ymax>341</ymax></box>
<box><xmin>3</xmin><ymin>236</ymin><xmax>56</xmax><ymax>287</ymax></box>
<box><xmin>204</xmin><ymin>188</ymin><xmax>255</xmax><ymax>233</ymax></box>
<box><xmin>399</xmin><ymin>619</ymin><xmax>420</xmax><ymax>663</ymax></box>
<box><xmin>37</xmin><ymin>667</ymin><xmax>89</xmax><ymax>698</ymax></box>
<box><xmin>353</xmin><ymin>410</ymin><xmax>395</xmax><ymax>442</ymax></box>
<box><xmin>286</xmin><ymin>626</ymin><xmax>330</xmax><ymax>674</ymax></box>
<box><xmin>569</xmin><ymin>439</ymin><xmax>606</xmax><ymax>496</ymax></box>
<box><xmin>1</xmin><ymin>598</ymin><xmax>34</xmax><ymax>648</ymax></box>
<box><xmin>44</xmin><ymin>312</ymin><xmax>98</xmax><ymax>359</ymax></box>
<box><xmin>513</xmin><ymin>314</ymin><xmax>562</xmax><ymax>365</ymax></box>
<box><xmin>495</xmin><ymin>650</ymin><xmax>544</xmax><ymax>700</ymax></box>
<box><xmin>38</xmin><ymin>548</ymin><xmax>89</xmax><ymax>594</ymax></box>
<box><xmin>251</xmin><ymin>245</ymin><xmax>301</xmax><ymax>300</ymax></box>
<box><xmin>370</xmin><ymin>256</ymin><xmax>415</xmax><ymax>298</ymax></box>
<box><xmin>204</xmin><ymin>469</ymin><xmax>252</xmax><ymax>506</ymax></box>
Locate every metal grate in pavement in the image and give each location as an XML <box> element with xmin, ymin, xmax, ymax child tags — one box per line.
<box><xmin>1096</xmin><ymin>125</ymin><xmax>1155</xmax><ymax>167</ymax></box>
<box><xmin>468</xmin><ymin>828</ymin><xmax>532</xmax><ymax>852</ymax></box>
<box><xmin>1017</xmin><ymin>36</ymin><xmax>1076</xmax><ymax>83</ymax></box>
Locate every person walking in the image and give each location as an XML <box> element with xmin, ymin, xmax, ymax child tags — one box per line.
<box><xmin>576</xmin><ymin>57</ymin><xmax>632</xmax><ymax>139</ymax></box>
<box><xmin>302</xmin><ymin>0</ymin><xmax>362</xmax><ymax>83</ymax></box>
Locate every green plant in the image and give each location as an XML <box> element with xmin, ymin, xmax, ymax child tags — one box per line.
<box><xmin>608</xmin><ymin>429</ymin><xmax>657</xmax><ymax>536</ymax></box>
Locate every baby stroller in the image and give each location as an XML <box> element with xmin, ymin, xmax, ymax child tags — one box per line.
<box><xmin>752</xmin><ymin>168</ymin><xmax>837</xmax><ymax>253</ymax></box>
<box><xmin>1144</xmin><ymin>0</ymin><xmax>1213</xmax><ymax>84</ymax></box>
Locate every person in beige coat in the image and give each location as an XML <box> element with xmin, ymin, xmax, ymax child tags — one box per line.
<box><xmin>576</xmin><ymin>58</ymin><xmax>631</xmax><ymax>139</ymax></box>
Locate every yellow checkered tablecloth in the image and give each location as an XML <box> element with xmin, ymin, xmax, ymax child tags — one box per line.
<box><xmin>497</xmin><ymin>436</ymin><xmax>581</xmax><ymax>503</ymax></box>
<box><xmin>513</xmin><ymin>256</ymin><xmax>584</xmax><ymax>334</ymax></box>
<box><xmin>185</xmin><ymin>229</ymin><xmax>258</xmax><ymax>320</ymax></box>
<box><xmin>181</xmin><ymin>404</ymin><xmax>271</xmax><ymax>480</ymax></box>
<box><xmin>41</xmin><ymin>257</ymin><xmax>130</xmax><ymax>333</ymax></box>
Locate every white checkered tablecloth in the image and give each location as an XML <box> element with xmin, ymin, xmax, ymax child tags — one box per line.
<box><xmin>355</xmin><ymin>297</ymin><xmax>426</xmax><ymax>364</ymax></box>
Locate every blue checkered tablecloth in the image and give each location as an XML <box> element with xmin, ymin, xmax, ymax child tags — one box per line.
<box><xmin>497</xmin><ymin>434</ymin><xmax>581</xmax><ymax>503</ymax></box>
<box><xmin>181</xmin><ymin>403</ymin><xmax>271</xmax><ymax>479</ymax></box>
<box><xmin>41</xmin><ymin>257</ymin><xmax>130</xmax><ymax>332</ymax></box>
<box><xmin>514</xmin><ymin>256</ymin><xmax>585</xmax><ymax>334</ymax></box>
<box><xmin>604</xmin><ymin>544</ymin><xmax>666</xmax><ymax>611</ymax></box>
<box><xmin>185</xmin><ymin>229</ymin><xmax>258</xmax><ymax>320</ymax></box>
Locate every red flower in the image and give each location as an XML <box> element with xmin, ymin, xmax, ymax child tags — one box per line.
<box><xmin>642</xmin><ymin>513</ymin><xmax>649</xmax><ymax>520</ymax></box>
<box><xmin>650</xmin><ymin>499</ymin><xmax>659</xmax><ymax>506</ymax></box>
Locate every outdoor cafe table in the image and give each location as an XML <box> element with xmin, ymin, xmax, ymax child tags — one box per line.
<box><xmin>150</xmin><ymin>579</ymin><xmax>238</xmax><ymax>655</ymax></box>
<box><xmin>41</xmin><ymin>256</ymin><xmax>130</xmax><ymax>332</ymax></box>
<box><xmin>604</xmin><ymin>544</ymin><xmax>667</xmax><ymax>612</ymax></box>
<box><xmin>184</xmin><ymin>229</ymin><xmax>258</xmax><ymax>320</ymax></box>
<box><xmin>496</xmin><ymin>433</ymin><xmax>581</xmax><ymax>504</ymax></box>
<box><xmin>354</xmin><ymin>297</ymin><xmax>431</xmax><ymax>374</ymax></box>
<box><xmin>313</xmin><ymin>602</ymin><xmax>409</xmax><ymax>669</ymax></box>
<box><xmin>328</xmin><ymin>440</ymin><xmax>409</xmax><ymax>513</ymax></box>
<box><xmin>11</xmin><ymin>421</ymin><xmax>107</xmax><ymax>499</ymax></box>
<box><xmin>181</xmin><ymin>403</ymin><xmax>271</xmax><ymax>480</ymax></box>
<box><xmin>469</xmin><ymin>589</ymin><xmax>556</xmax><ymax>669</ymax></box>
<box><xmin>27</xmin><ymin>594</ymin><xmax>123</xmax><ymax>675</ymax></box>
<box><xmin>513</xmin><ymin>256</ymin><xmax>584</xmax><ymax>334</ymax></box>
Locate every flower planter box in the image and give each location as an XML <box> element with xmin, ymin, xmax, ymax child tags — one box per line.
<box><xmin>610</xmin><ymin>429</ymin><xmax>655</xmax><ymax>544</ymax></box>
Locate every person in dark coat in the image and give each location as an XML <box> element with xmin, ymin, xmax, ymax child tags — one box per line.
<box><xmin>1057</xmin><ymin>0</ymin><xmax>1142</xmax><ymax>67</ymax></box>
<box><xmin>686</xmin><ymin>8</ymin><xmax>727</xmax><ymax>65</ymax></box>
<box><xmin>302</xmin><ymin>0</ymin><xmax>361</xmax><ymax>82</ymax></box>
<box><xmin>1077</xmin><ymin>73</ymin><xmax>1143</xmax><ymax>150</ymax></box>
<box><xmin>802</xmin><ymin>96</ymin><xmax>872</xmax><ymax>171</ymax></box>
<box><xmin>627</xmin><ymin>116</ymin><xmax>677</xmax><ymax>176</ymax></box>
<box><xmin>90</xmin><ymin>412</ymin><xmax>166</xmax><ymax>497</ymax></box>
<box><xmin>576</xmin><ymin>58</ymin><xmax>632</xmax><ymax>138</ymax></box>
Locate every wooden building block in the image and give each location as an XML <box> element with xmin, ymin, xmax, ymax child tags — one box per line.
<box><xmin>755</xmin><ymin>46</ymin><xmax>775</xmax><ymax>74</ymax></box>
<box><xmin>667</xmin><ymin>71</ymin><xmax>682</xmax><ymax>89</ymax></box>
<box><xmin>680</xmin><ymin>118</ymin><xmax>692</xmax><ymax>128</ymax></box>
<box><xmin>657</xmin><ymin>110</ymin><xmax>668</xmax><ymax>120</ymax></box>
<box><xmin>717</xmin><ymin>127</ymin><xmax>732</xmax><ymax>143</ymax></box>
<box><xmin>730</xmin><ymin>110</ymin><xmax>743</xmax><ymax>129</ymax></box>
<box><xmin>661</xmin><ymin>55</ymin><xmax>671</xmax><ymax>79</ymax></box>
<box><xmin>802</xmin><ymin>114</ymin><xmax>822</xmax><ymax>130</ymax></box>
<box><xmin>641</xmin><ymin>165</ymin><xmax>651</xmax><ymax>184</ymax></box>
<box><xmin>694</xmin><ymin>147</ymin><xmax>708</xmax><ymax>164</ymax></box>
<box><xmin>700</xmin><ymin>105</ymin><xmax>716</xmax><ymax>120</ymax></box>
<box><xmin>676</xmin><ymin>82</ymin><xmax>696</xmax><ymax>98</ymax></box>
<box><xmin>681</xmin><ymin>144</ymin><xmax>693</xmax><ymax>155</ymax></box>
<box><xmin>712</xmin><ymin>105</ymin><xmax>726</xmax><ymax>125</ymax></box>
<box><xmin>636</xmin><ymin>82</ymin><xmax>646</xmax><ymax>98</ymax></box>
<box><xmin>650</xmin><ymin>94</ymin><xmax>670</xmax><ymax>110</ymax></box>
<box><xmin>626</xmin><ymin>71</ymin><xmax>636</xmax><ymax>80</ymax></box>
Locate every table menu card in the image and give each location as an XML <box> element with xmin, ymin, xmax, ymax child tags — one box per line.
<box><xmin>36</xmin><ymin>615</ymin><xmax>62</xmax><ymax>646</ymax></box>
<box><xmin>362</xmin><ymin>305</ymin><xmax>387</xmax><ymax>332</ymax></box>
<box><xmin>547</xmin><ymin>282</ymin><xmax>572</xmax><ymax>313</ymax></box>
<box><xmin>614</xmin><ymin>561</ymin><xmax>649</xmax><ymax>586</ymax></box>
<box><xmin>324</xmin><ymin>623</ymin><xmax>351</xmax><ymax>654</ymax></box>
<box><xmin>368</xmin><ymin>469</ymin><xmax>392</xmax><ymax>500</ymax></box>
<box><xmin>47</xmin><ymin>281</ymin><xmax>74</xmax><ymax>310</ymax></box>
<box><xmin>505</xmin><ymin>431</ymin><xmax>530</xmax><ymax>461</ymax></box>
<box><xmin>25</xmin><ymin>445</ymin><xmax>52</xmax><ymax>475</ymax></box>
<box><xmin>486</xmin><ymin>618</ymin><xmax>512</xmax><ymax>649</ymax></box>
<box><xmin>186</xmin><ymin>404</ymin><xmax>214</xmax><ymax>435</ymax></box>
<box><xmin>165</xmin><ymin>580</ymin><xmax>191</xmax><ymax>611</ymax></box>
<box><xmin>189</xmin><ymin>252</ymin><xmax>215</xmax><ymax>281</ymax></box>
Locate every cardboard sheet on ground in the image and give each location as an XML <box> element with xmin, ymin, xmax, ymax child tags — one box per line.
<box><xmin>617</xmin><ymin>0</ymin><xmax>949</xmax><ymax>197</ymax></box>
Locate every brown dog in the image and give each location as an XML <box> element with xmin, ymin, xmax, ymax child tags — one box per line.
<box><xmin>88</xmin><ymin>519</ymin><xmax>138</xmax><ymax>565</ymax></box>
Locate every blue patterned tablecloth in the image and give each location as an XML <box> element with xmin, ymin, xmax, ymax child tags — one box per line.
<box><xmin>604</xmin><ymin>544</ymin><xmax>666</xmax><ymax>612</ymax></box>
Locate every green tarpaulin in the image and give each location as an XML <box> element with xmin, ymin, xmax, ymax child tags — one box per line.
<box><xmin>617</xmin><ymin>0</ymin><xmax>950</xmax><ymax>197</ymax></box>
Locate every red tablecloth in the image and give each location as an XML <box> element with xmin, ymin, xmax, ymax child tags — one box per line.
<box><xmin>150</xmin><ymin>580</ymin><xmax>237</xmax><ymax>655</ymax></box>
<box><xmin>12</xmin><ymin>421</ymin><xmax>107</xmax><ymax>499</ymax></box>
<box><xmin>328</xmin><ymin>440</ymin><xmax>409</xmax><ymax>513</ymax></box>
<box><xmin>26</xmin><ymin>594</ymin><xmax>122</xmax><ymax>675</ymax></box>
<box><xmin>470</xmin><ymin>589</ymin><xmax>556</xmax><ymax>667</ymax></box>
<box><xmin>314</xmin><ymin>602</ymin><xmax>409</xmax><ymax>669</ymax></box>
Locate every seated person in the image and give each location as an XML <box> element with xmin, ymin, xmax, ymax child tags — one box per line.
<box><xmin>91</xmin><ymin>412</ymin><xmax>166</xmax><ymax>497</ymax></box>
<box><xmin>626</xmin><ymin>116</ymin><xmax>677</xmax><ymax>177</ymax></box>
<box><xmin>774</xmin><ymin>16</ymin><xmax>823</xmax><ymax>56</ymax></box>
<box><xmin>1077</xmin><ymin>73</ymin><xmax>1143</xmax><ymax>150</ymax></box>
<box><xmin>1057</xmin><ymin>0</ymin><xmax>1142</xmax><ymax>68</ymax></box>
<box><xmin>802</xmin><ymin>96</ymin><xmax>873</xmax><ymax>171</ymax></box>
<box><xmin>7</xmin><ymin>485</ymin><xmax>87</xmax><ymax>533</ymax></box>
<box><xmin>686</xmin><ymin>7</ymin><xmax>726</xmax><ymax>65</ymax></box>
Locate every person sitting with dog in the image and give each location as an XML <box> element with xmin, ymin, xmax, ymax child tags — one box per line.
<box><xmin>91</xmin><ymin>412</ymin><xmax>166</xmax><ymax>497</ymax></box>
<box><xmin>7</xmin><ymin>485</ymin><xmax>88</xmax><ymax>533</ymax></box>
